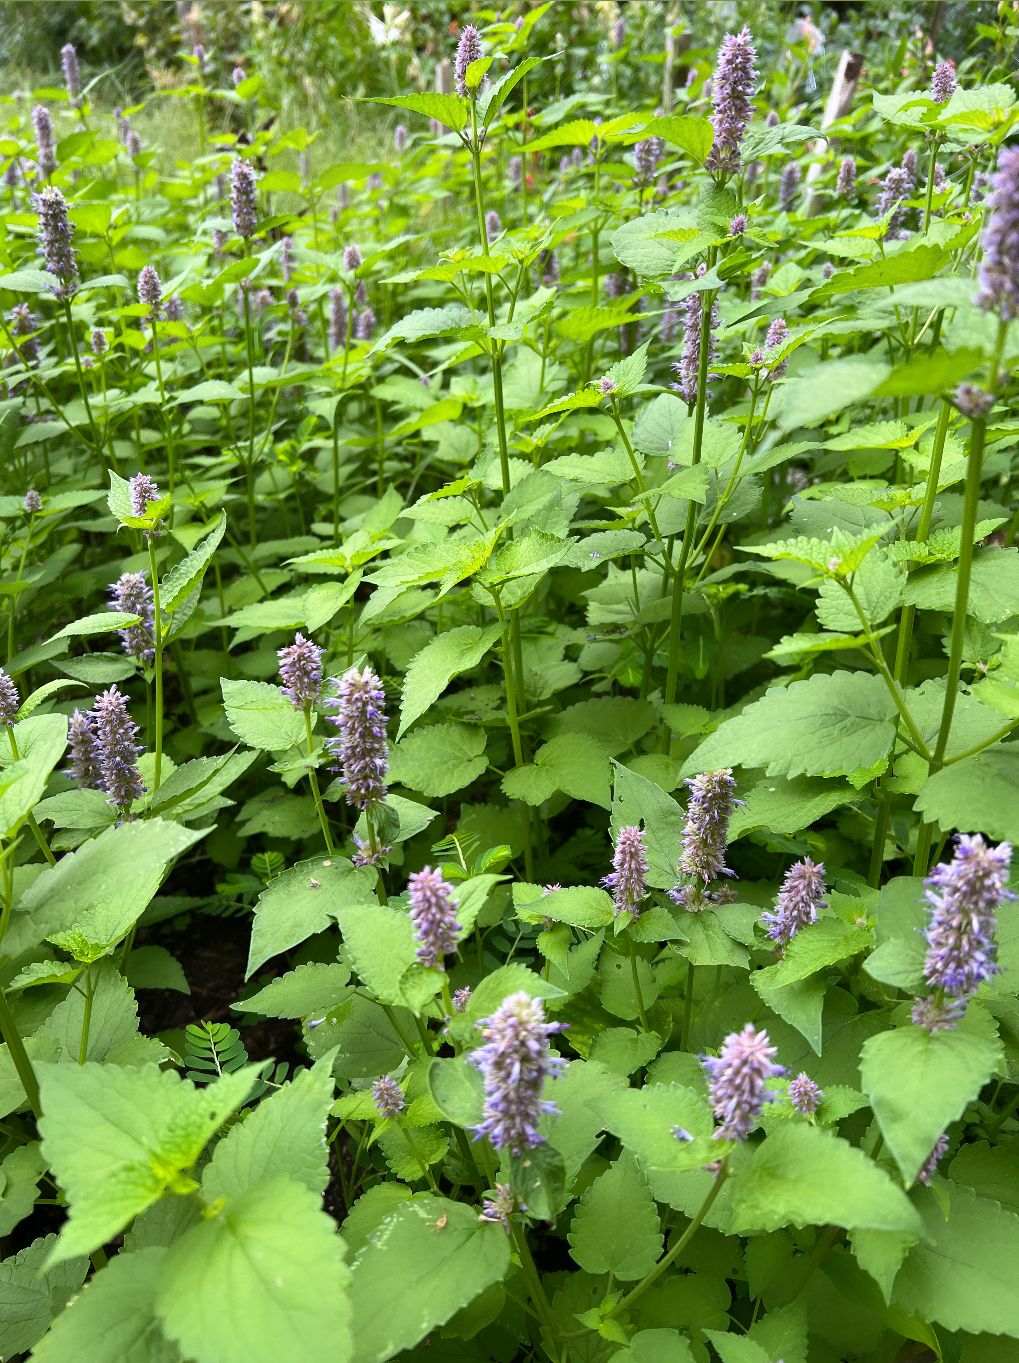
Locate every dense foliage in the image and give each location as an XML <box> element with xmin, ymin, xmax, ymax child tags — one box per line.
<box><xmin>0</xmin><ymin>3</ymin><xmax>1018</xmax><ymax>1361</ymax></box>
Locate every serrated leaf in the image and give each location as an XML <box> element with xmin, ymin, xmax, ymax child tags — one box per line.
<box><xmin>221</xmin><ymin>679</ymin><xmax>306</xmax><ymax>751</ymax></box>
<box><xmin>568</xmin><ymin>1151</ymin><xmax>663</xmax><ymax>1280</ymax></box>
<box><xmin>398</xmin><ymin>624</ymin><xmax>501</xmax><ymax>738</ymax></box>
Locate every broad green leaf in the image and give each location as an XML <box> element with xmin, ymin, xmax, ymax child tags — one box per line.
<box><xmin>221</xmin><ymin>679</ymin><xmax>306</xmax><ymax>751</ymax></box>
<box><xmin>159</xmin><ymin>513</ymin><xmax>226</xmax><ymax>615</ymax></box>
<box><xmin>37</xmin><ymin>1062</ymin><xmax>258</xmax><ymax>1263</ymax></box>
<box><xmin>731</xmin><ymin>1123</ymin><xmax>923</xmax><ymax>1234</ymax></box>
<box><xmin>369</xmin><ymin>92</ymin><xmax>467</xmax><ymax>132</ymax></box>
<box><xmin>372</xmin><ymin>304</ymin><xmax>473</xmax><ymax>353</ymax></box>
<box><xmin>504</xmin><ymin>733</ymin><xmax>611</xmax><ymax>810</ymax></box>
<box><xmin>427</xmin><ymin>1056</ymin><xmax>485</xmax><ymax>1127</ymax></box>
<box><xmin>247</xmin><ymin>857</ymin><xmax>376</xmax><ymax>977</ymax></box>
<box><xmin>682</xmin><ymin>671</ymin><xmax>898</xmax><ymax>782</ymax></box>
<box><xmin>860</xmin><ymin>1022</ymin><xmax>1002</xmax><ymax>1184</ymax></box>
<box><xmin>611</xmin><ymin>759</ymin><xmax>686</xmax><ymax>890</ymax></box>
<box><xmin>30</xmin><ymin>1247</ymin><xmax>177</xmax><ymax>1363</ymax></box>
<box><xmin>156</xmin><ymin>1176</ymin><xmax>351</xmax><ymax>1363</ymax></box>
<box><xmin>234</xmin><ymin>961</ymin><xmax>351</xmax><ymax>1018</ymax></box>
<box><xmin>914</xmin><ymin>745</ymin><xmax>1019</xmax><ymax>842</ymax></box>
<box><xmin>0</xmin><ymin>1236</ymin><xmax>87</xmax><ymax>1359</ymax></box>
<box><xmin>568</xmin><ymin>1151</ymin><xmax>663</xmax><ymax>1280</ymax></box>
<box><xmin>346</xmin><ymin>1197</ymin><xmax>510</xmax><ymax>1363</ymax></box>
<box><xmin>645</xmin><ymin>113</ymin><xmax>714</xmax><ymax>162</ymax></box>
<box><xmin>0</xmin><ymin>1141</ymin><xmax>46</xmax><ymax>1236</ymax></box>
<box><xmin>398</xmin><ymin>624</ymin><xmax>501</xmax><ymax>738</ymax></box>
<box><xmin>389</xmin><ymin>723</ymin><xmax>487</xmax><ymax>796</ymax></box>
<box><xmin>0</xmin><ymin>713</ymin><xmax>67</xmax><ymax>841</ymax></box>
<box><xmin>903</xmin><ymin>549</ymin><xmax>1019</xmax><ymax>624</ymax></box>
<box><xmin>334</xmin><ymin>901</ymin><xmax>443</xmax><ymax>1010</ymax></box>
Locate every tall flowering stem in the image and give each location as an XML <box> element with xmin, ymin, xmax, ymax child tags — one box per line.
<box><xmin>706</xmin><ymin>27</ymin><xmax>758</xmax><ymax>178</ymax></box>
<box><xmin>603</xmin><ymin>824</ymin><xmax>651</xmax><ymax>1028</ymax></box>
<box><xmin>327</xmin><ymin>664</ymin><xmax>390</xmax><ymax>897</ymax></box>
<box><xmin>279</xmin><ymin>633</ymin><xmax>333</xmax><ymax>854</ymax></box>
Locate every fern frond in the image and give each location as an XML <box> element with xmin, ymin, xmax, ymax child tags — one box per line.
<box><xmin>184</xmin><ymin>1021</ymin><xmax>249</xmax><ymax>1085</ymax></box>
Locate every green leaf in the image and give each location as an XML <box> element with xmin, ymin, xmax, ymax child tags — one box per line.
<box><xmin>221</xmin><ymin>679</ymin><xmax>306</xmax><ymax>752</ymax></box>
<box><xmin>610</xmin><ymin>760</ymin><xmax>686</xmax><ymax>890</ymax></box>
<box><xmin>346</xmin><ymin>1197</ymin><xmax>510</xmax><ymax>1363</ymax></box>
<box><xmin>156</xmin><ymin>1176</ymin><xmax>351</xmax><ymax>1363</ymax></box>
<box><xmin>372</xmin><ymin>303</ymin><xmax>473</xmax><ymax>353</ymax></box>
<box><xmin>0</xmin><ymin>1236</ymin><xmax>87</xmax><ymax>1359</ymax></box>
<box><xmin>602</xmin><ymin>340</ymin><xmax>651</xmax><ymax>397</ymax></box>
<box><xmin>171</xmin><ymin>380</ymin><xmax>245</xmax><ymax>405</ymax></box>
<box><xmin>682</xmin><ymin>671</ymin><xmax>898</xmax><ymax>781</ymax></box>
<box><xmin>247</xmin><ymin>857</ymin><xmax>376</xmax><ymax>977</ymax></box>
<box><xmin>159</xmin><ymin>513</ymin><xmax>226</xmax><ymax>616</ymax></box>
<box><xmin>914</xmin><ymin>745</ymin><xmax>1019</xmax><ymax>842</ymax></box>
<box><xmin>202</xmin><ymin>1059</ymin><xmax>336</xmax><ymax>1201</ymax></box>
<box><xmin>860</xmin><ymin>1022</ymin><xmax>1003</xmax><ymax>1184</ymax></box>
<box><xmin>504</xmin><ymin>733</ymin><xmax>611</xmax><ymax>810</ymax></box>
<box><xmin>427</xmin><ymin>1056</ymin><xmax>485</xmax><ymax>1127</ymax></box>
<box><xmin>0</xmin><ymin>1141</ymin><xmax>46</xmax><ymax>1236</ymax></box>
<box><xmin>369</xmin><ymin>92</ymin><xmax>467</xmax><ymax>132</ymax></box>
<box><xmin>234</xmin><ymin>961</ymin><xmax>351</xmax><ymax>1018</ymax></box>
<box><xmin>0</xmin><ymin>713</ymin><xmax>67</xmax><ymax>841</ymax></box>
<box><xmin>398</xmin><ymin>624</ymin><xmax>500</xmax><ymax>738</ymax></box>
<box><xmin>389</xmin><ymin>723</ymin><xmax>487</xmax><ymax>797</ymax></box>
<box><xmin>731</xmin><ymin>1124</ymin><xmax>923</xmax><ymax>1234</ymax></box>
<box><xmin>903</xmin><ymin>548</ymin><xmax>1019</xmax><ymax>624</ymax></box>
<box><xmin>894</xmin><ymin>1185</ymin><xmax>1019</xmax><ymax>1338</ymax></box>
<box><xmin>30</xmin><ymin>1246</ymin><xmax>177</xmax><ymax>1363</ymax></box>
<box><xmin>568</xmin><ymin>1151</ymin><xmax>663</xmax><ymax>1280</ymax></box>
<box><xmin>334</xmin><ymin>901</ymin><xmax>442</xmax><ymax>1010</ymax></box>
<box><xmin>37</xmin><ymin>1062</ymin><xmax>258</xmax><ymax>1263</ymax></box>
<box><xmin>776</xmin><ymin>358</ymin><xmax>891</xmax><ymax>433</ymax></box>
<box><xmin>645</xmin><ymin>113</ymin><xmax>714</xmax><ymax>162</ymax></box>
<box><xmin>477</xmin><ymin>56</ymin><xmax>544</xmax><ymax>127</ymax></box>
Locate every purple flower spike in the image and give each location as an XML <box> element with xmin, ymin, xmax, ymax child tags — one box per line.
<box><xmin>355</xmin><ymin>307</ymin><xmax>376</xmax><ymax>341</ymax></box>
<box><xmin>485</xmin><ymin>209</ymin><xmax>501</xmax><ymax>238</ymax></box>
<box><xmin>916</xmin><ymin>1133</ymin><xmax>949</xmax><ymax>1185</ymax></box>
<box><xmin>479</xmin><ymin>1182</ymin><xmax>516</xmax><ymax>1228</ymax></box>
<box><xmin>634</xmin><ymin>135</ymin><xmax>664</xmax><ymax>185</ymax></box>
<box><xmin>394</xmin><ymin>123</ymin><xmax>408</xmax><ymax>153</ymax></box>
<box><xmin>876</xmin><ymin>164</ymin><xmax>914</xmax><ymax>237</ymax></box>
<box><xmin>915</xmin><ymin>835</ymin><xmax>1014</xmax><ymax>1028</ymax></box>
<box><xmin>408</xmin><ymin>865</ymin><xmax>462</xmax><ymax>968</ymax></box>
<box><xmin>108</xmin><ymin>572</ymin><xmax>155</xmax><ymax>664</ymax></box>
<box><xmin>67</xmin><ymin>708</ymin><xmax>101</xmax><ymax>788</ymax></box>
<box><xmin>602</xmin><ymin>825</ymin><xmax>649</xmax><ymax>918</ymax></box>
<box><xmin>779</xmin><ymin>161</ymin><xmax>801</xmax><ymax>212</ymax></box>
<box><xmin>930</xmin><ymin>60</ymin><xmax>956</xmax><ymax>104</ymax></box>
<box><xmin>137</xmin><ymin>265</ymin><xmax>162</xmax><ymax>316</ymax></box>
<box><xmin>453</xmin><ymin>986</ymin><xmax>472</xmax><ymax>1012</ymax></box>
<box><xmin>230</xmin><ymin>158</ymin><xmax>257</xmax><ymax>238</ymax></box>
<box><xmin>61</xmin><ymin>44</ymin><xmax>81</xmax><ymax>103</ymax></box>
<box><xmin>761</xmin><ymin>858</ymin><xmax>827</xmax><ymax>946</ymax></box>
<box><xmin>126</xmin><ymin>129</ymin><xmax>141</xmax><ymax>158</ymax></box>
<box><xmin>91</xmin><ymin>685</ymin><xmax>145</xmax><ymax>812</ymax></box>
<box><xmin>702</xmin><ymin>1023</ymin><xmax>783</xmax><ymax>1141</ymax></box>
<box><xmin>128</xmin><ymin>472</ymin><xmax>160</xmax><ymax>519</ymax></box>
<box><xmin>329</xmin><ymin>288</ymin><xmax>347</xmax><ymax>350</ymax></box>
<box><xmin>277</xmin><ymin>632</ymin><xmax>323</xmax><ymax>709</ymax></box>
<box><xmin>33</xmin><ymin>106</ymin><xmax>55</xmax><ymax>179</ymax></box>
<box><xmin>977</xmin><ymin>146</ymin><xmax>1019</xmax><ymax>321</ymax></box>
<box><xmin>673</xmin><ymin>768</ymin><xmax>738</xmax><ymax>894</ymax></box>
<box><xmin>34</xmin><ymin>187</ymin><xmax>77</xmax><ymax>296</ymax></box>
<box><xmin>836</xmin><ymin>155</ymin><xmax>856</xmax><ymax>199</ymax></box>
<box><xmin>706</xmin><ymin>26</ymin><xmax>757</xmax><ymax>176</ymax></box>
<box><xmin>454</xmin><ymin>24</ymin><xmax>484</xmax><ymax>98</ymax></box>
<box><xmin>671</xmin><ymin>276</ymin><xmax>718</xmax><ymax>406</ymax></box>
<box><xmin>470</xmin><ymin>990</ymin><xmax>565</xmax><ymax>1154</ymax></box>
<box><xmin>23</xmin><ymin>489</ymin><xmax>41</xmax><ymax>515</ymax></box>
<box><xmin>0</xmin><ymin>669</ymin><xmax>20</xmax><ymax>725</ymax></box>
<box><xmin>326</xmin><ymin>665</ymin><xmax>389</xmax><ymax>811</ymax></box>
<box><xmin>372</xmin><ymin>1075</ymin><xmax>405</xmax><ymax>1118</ymax></box>
<box><xmin>343</xmin><ymin>243</ymin><xmax>362</xmax><ymax>272</ymax></box>
<box><xmin>763</xmin><ymin>316</ymin><xmax>790</xmax><ymax>378</ymax></box>
<box><xmin>788</xmin><ymin>1072</ymin><xmax>823</xmax><ymax>1115</ymax></box>
<box><xmin>233</xmin><ymin>66</ymin><xmax>246</xmax><ymax>88</ymax></box>
<box><xmin>728</xmin><ymin>213</ymin><xmax>748</xmax><ymax>236</ymax></box>
<box><xmin>955</xmin><ymin>383</ymin><xmax>994</xmax><ymax>418</ymax></box>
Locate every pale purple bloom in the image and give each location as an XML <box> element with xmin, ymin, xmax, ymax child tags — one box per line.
<box><xmin>408</xmin><ymin>865</ymin><xmax>462</xmax><ymax>968</ymax></box>
<box><xmin>108</xmin><ymin>572</ymin><xmax>155</xmax><ymax>664</ymax></box>
<box><xmin>779</xmin><ymin>161</ymin><xmax>801</xmax><ymax>212</ymax></box>
<box><xmin>876</xmin><ymin>164</ymin><xmax>913</xmax><ymax>236</ymax></box>
<box><xmin>671</xmin><ymin>275</ymin><xmax>718</xmax><ymax>406</ymax></box>
<box><xmin>902</xmin><ymin>147</ymin><xmax>918</xmax><ymax>182</ymax></box>
<box><xmin>765</xmin><ymin>109</ymin><xmax>780</xmax><ymax>128</ymax></box>
<box><xmin>453</xmin><ymin>986</ymin><xmax>472</xmax><ymax>1012</ymax></box>
<box><xmin>763</xmin><ymin>316</ymin><xmax>790</xmax><ymax>378</ymax></box>
<box><xmin>762</xmin><ymin>858</ymin><xmax>827</xmax><ymax>946</ymax></box>
<box><xmin>233</xmin><ymin>66</ymin><xmax>246</xmax><ymax>88</ymax></box>
<box><xmin>916</xmin><ymin>1133</ymin><xmax>949</xmax><ymax>1185</ymax></box>
<box><xmin>343</xmin><ymin>243</ymin><xmax>362</xmax><ymax>272</ymax></box>
<box><xmin>977</xmin><ymin>146</ymin><xmax>1019</xmax><ymax>320</ymax></box>
<box><xmin>930</xmin><ymin>60</ymin><xmax>956</xmax><ymax>104</ymax></box>
<box><xmin>61</xmin><ymin>44</ymin><xmax>81</xmax><ymax>102</ymax></box>
<box><xmin>479</xmin><ymin>1182</ymin><xmax>515</xmax><ymax>1228</ymax></box>
<box><xmin>355</xmin><ymin>307</ymin><xmax>376</xmax><ymax>341</ymax></box>
<box><xmin>670</xmin><ymin>768</ymin><xmax>738</xmax><ymax>905</ymax></box>
<box><xmin>32</xmin><ymin>106</ymin><xmax>55</xmax><ymax>179</ymax></box>
<box><xmin>702</xmin><ymin>1023</ymin><xmax>783</xmax><ymax>1140</ymax></box>
<box><xmin>193</xmin><ymin>42</ymin><xmax>205</xmax><ymax>73</ymax></box>
<box><xmin>788</xmin><ymin>1072</ymin><xmax>823</xmax><ymax>1115</ymax></box>
<box><xmin>602</xmin><ymin>825</ymin><xmax>648</xmax><ymax>917</ymax></box>
<box><xmin>836</xmin><ymin>155</ymin><xmax>856</xmax><ymax>199</ymax></box>
<box><xmin>394</xmin><ymin>123</ymin><xmax>408</xmax><ymax>153</ymax></box>
<box><xmin>164</xmin><ymin>294</ymin><xmax>184</xmax><ymax>322</ymax></box>
<box><xmin>230</xmin><ymin>157</ymin><xmax>257</xmax><ymax>237</ymax></box>
<box><xmin>126</xmin><ymin>129</ymin><xmax>141</xmax><ymax>158</ymax></box>
<box><xmin>23</xmin><ymin>488</ymin><xmax>41</xmax><ymax>514</ymax></box>
<box><xmin>372</xmin><ymin>1076</ymin><xmax>405</xmax><ymax>1118</ymax></box>
<box><xmin>750</xmin><ymin>260</ymin><xmax>772</xmax><ymax>299</ymax></box>
<box><xmin>280</xmin><ymin>235</ymin><xmax>294</xmax><ymax>283</ymax></box>
<box><xmin>470</xmin><ymin>991</ymin><xmax>565</xmax><ymax>1154</ymax></box>
<box><xmin>728</xmin><ymin>212</ymin><xmax>747</xmax><ymax>236</ymax></box>
<box><xmin>67</xmin><ymin>708</ymin><xmax>100</xmax><ymax>788</ymax></box>
<box><xmin>822</xmin><ymin>260</ymin><xmax>835</xmax><ymax>280</ymax></box>
<box><xmin>329</xmin><ymin>288</ymin><xmax>347</xmax><ymax>350</ymax></box>
<box><xmin>326</xmin><ymin>665</ymin><xmax>388</xmax><ymax>810</ymax></box>
<box><xmin>91</xmin><ymin>686</ymin><xmax>145</xmax><ymax>811</ymax></box>
<box><xmin>34</xmin><ymin>186</ymin><xmax>77</xmax><ymax>296</ymax></box>
<box><xmin>278</xmin><ymin>632</ymin><xmax>322</xmax><ymax>708</ymax></box>
<box><xmin>634</xmin><ymin>136</ymin><xmax>664</xmax><ymax>185</ymax></box>
<box><xmin>454</xmin><ymin>24</ymin><xmax>484</xmax><ymax>98</ymax></box>
<box><xmin>355</xmin><ymin>279</ymin><xmax>368</xmax><ymax>306</ymax></box>
<box><xmin>598</xmin><ymin>375</ymin><xmax>616</xmax><ymax>395</ymax></box>
<box><xmin>129</xmin><ymin>472</ymin><xmax>160</xmax><ymax>519</ymax></box>
<box><xmin>706</xmin><ymin>27</ymin><xmax>757</xmax><ymax>176</ymax></box>
<box><xmin>611</xmin><ymin>15</ymin><xmax>626</xmax><ymax>49</ymax></box>
<box><xmin>911</xmin><ymin>993</ymin><xmax>966</xmax><ymax>1033</ymax></box>
<box><xmin>0</xmin><ymin>669</ymin><xmax>20</xmax><ymax>725</ymax></box>
<box><xmin>508</xmin><ymin>155</ymin><xmax>522</xmax><ymax>186</ymax></box>
<box><xmin>137</xmin><ymin>265</ymin><xmax>162</xmax><ymax>316</ymax></box>
<box><xmin>955</xmin><ymin>383</ymin><xmax>994</xmax><ymax>418</ymax></box>
<box><xmin>351</xmin><ymin>832</ymin><xmax>391</xmax><ymax>868</ymax></box>
<box><xmin>485</xmin><ymin>209</ymin><xmax>501</xmax><ymax>237</ymax></box>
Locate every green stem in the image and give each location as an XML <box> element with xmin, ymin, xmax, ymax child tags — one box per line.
<box><xmin>7</xmin><ymin>514</ymin><xmax>33</xmax><ymax>664</ymax></box>
<box><xmin>680</xmin><ymin>960</ymin><xmax>695</xmax><ymax>1052</ymax></box>
<box><xmin>149</xmin><ymin>317</ymin><xmax>177</xmax><ymax>503</ymax></box>
<box><xmin>303</xmin><ymin>708</ymin><xmax>334</xmax><ymax>854</ymax></box>
<box><xmin>842</xmin><ymin>582</ymin><xmax>929</xmax><ymax>758</ymax></box>
<box><xmin>62</xmin><ymin>298</ymin><xmax>104</xmax><ymax>469</ymax></box>
<box><xmin>0</xmin><ymin>988</ymin><xmax>41</xmax><ymax>1118</ymax></box>
<box><xmin>610</xmin><ymin>404</ymin><xmax>667</xmax><ymax>550</ymax></box>
<box><xmin>6</xmin><ymin>729</ymin><xmax>55</xmax><ymax>866</ymax></box>
<box><xmin>510</xmin><ymin>1220</ymin><xmax>566</xmax><ymax>1362</ymax></box>
<box><xmin>78</xmin><ymin>965</ymin><xmax>95</xmax><ymax>1064</ymax></box>
<box><xmin>147</xmin><ymin>535</ymin><xmax>164</xmax><ymax>791</ymax></box>
<box><xmin>240</xmin><ymin>285</ymin><xmax>258</xmax><ymax>548</ymax></box>
<box><xmin>626</xmin><ymin>935</ymin><xmax>650</xmax><ymax>1031</ymax></box>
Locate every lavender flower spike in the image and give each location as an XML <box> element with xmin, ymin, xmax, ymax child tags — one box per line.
<box><xmin>33</xmin><ymin>106</ymin><xmax>56</xmax><ymax>178</ymax></box>
<box><xmin>779</xmin><ymin>161</ymin><xmax>801</xmax><ymax>213</ymax></box>
<box><xmin>930</xmin><ymin>60</ymin><xmax>956</xmax><ymax>105</ymax></box>
<box><xmin>788</xmin><ymin>1072</ymin><xmax>823</xmax><ymax>1115</ymax></box>
<box><xmin>372</xmin><ymin>1075</ymin><xmax>405</xmax><ymax>1119</ymax></box>
<box><xmin>671</xmin><ymin>275</ymin><xmax>718</xmax><ymax>406</ymax></box>
<box><xmin>24</xmin><ymin>489</ymin><xmax>42</xmax><ymax>514</ymax></box>
<box><xmin>137</xmin><ymin>265</ymin><xmax>162</xmax><ymax>316</ymax></box>
<box><xmin>602</xmin><ymin>825</ymin><xmax>649</xmax><ymax>918</ymax></box>
<box><xmin>916</xmin><ymin>1132</ymin><xmax>949</xmax><ymax>1185</ymax></box>
<box><xmin>675</xmin><ymin>768</ymin><xmax>738</xmax><ymax>888</ymax></box>
<box><xmin>408</xmin><ymin>865</ymin><xmax>462</xmax><ymax>968</ymax></box>
<box><xmin>108</xmin><ymin>572</ymin><xmax>155</xmax><ymax>663</ymax></box>
<box><xmin>230</xmin><ymin>157</ymin><xmax>257</xmax><ymax>238</ymax></box>
<box><xmin>762</xmin><ymin>858</ymin><xmax>827</xmax><ymax>946</ymax></box>
<box><xmin>326</xmin><ymin>664</ymin><xmax>388</xmax><ymax>810</ymax></box>
<box><xmin>763</xmin><ymin>316</ymin><xmax>790</xmax><ymax>379</ymax></box>
<box><xmin>977</xmin><ymin>146</ymin><xmax>1019</xmax><ymax>321</ymax></box>
<box><xmin>67</xmin><ymin>708</ymin><xmax>101</xmax><ymax>788</ymax></box>
<box><xmin>470</xmin><ymin>991</ymin><xmax>565</xmax><ymax>1154</ymax></box>
<box><xmin>702</xmin><ymin>1023</ymin><xmax>783</xmax><ymax>1140</ymax></box>
<box><xmin>329</xmin><ymin>288</ymin><xmax>347</xmax><ymax>350</ymax></box>
<box><xmin>343</xmin><ymin>243</ymin><xmax>362</xmax><ymax>272</ymax></box>
<box><xmin>91</xmin><ymin>685</ymin><xmax>145</xmax><ymax>812</ymax></box>
<box><xmin>836</xmin><ymin>155</ymin><xmax>857</xmax><ymax>199</ymax></box>
<box><xmin>454</xmin><ymin>24</ymin><xmax>484</xmax><ymax>98</ymax></box>
<box><xmin>61</xmin><ymin>44</ymin><xmax>81</xmax><ymax>103</ymax></box>
<box><xmin>0</xmin><ymin>669</ymin><xmax>20</xmax><ymax>725</ymax></box>
<box><xmin>34</xmin><ymin>187</ymin><xmax>77</xmax><ymax>296</ymax></box>
<box><xmin>706</xmin><ymin>26</ymin><xmax>757</xmax><ymax>176</ymax></box>
<box><xmin>129</xmin><ymin>472</ymin><xmax>160</xmax><ymax>519</ymax></box>
<box><xmin>277</xmin><ymin>632</ymin><xmax>323</xmax><ymax>709</ymax></box>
